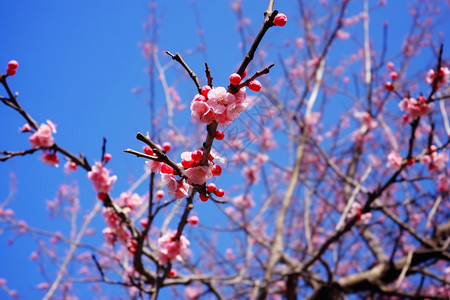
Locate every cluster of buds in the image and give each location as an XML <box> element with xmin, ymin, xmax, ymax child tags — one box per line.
<box><xmin>426</xmin><ymin>66</ymin><xmax>450</xmax><ymax>90</ymax></box>
<box><xmin>157</xmin><ymin>230</ymin><xmax>191</xmax><ymax>265</ymax></box>
<box><xmin>420</xmin><ymin>145</ymin><xmax>448</xmax><ymax>172</ymax></box>
<box><xmin>102</xmin><ymin>207</ymin><xmax>130</xmax><ymax>246</ymax></box>
<box><xmin>6</xmin><ymin>60</ymin><xmax>18</xmax><ymax>76</ymax></box>
<box><xmin>384</xmin><ymin>68</ymin><xmax>398</xmax><ymax>91</ymax></box>
<box><xmin>190</xmin><ymin>85</ymin><xmax>248</xmax><ymax>125</ymax></box>
<box><xmin>22</xmin><ymin>120</ymin><xmax>60</xmax><ymax>167</ymax></box>
<box><xmin>399</xmin><ymin>95</ymin><xmax>434</xmax><ymax>120</ymax></box>
<box><xmin>87</xmin><ymin>161</ymin><xmax>117</xmax><ymax>197</ymax></box>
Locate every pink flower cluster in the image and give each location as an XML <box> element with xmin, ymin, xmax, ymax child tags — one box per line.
<box><xmin>354</xmin><ymin>111</ymin><xmax>377</xmax><ymax>130</ymax></box>
<box><xmin>386</xmin><ymin>151</ymin><xmax>402</xmax><ymax>170</ymax></box>
<box><xmin>87</xmin><ymin>162</ymin><xmax>117</xmax><ymax>194</ymax></box>
<box><xmin>116</xmin><ymin>192</ymin><xmax>144</xmax><ymax>215</ymax></box>
<box><xmin>398</xmin><ymin>96</ymin><xmax>433</xmax><ymax>119</ymax></box>
<box><xmin>101</xmin><ymin>193</ymin><xmax>143</xmax><ymax>248</ymax></box>
<box><xmin>426</xmin><ymin>67</ymin><xmax>450</xmax><ymax>90</ymax></box>
<box><xmin>349</xmin><ymin>202</ymin><xmax>372</xmax><ymax>223</ymax></box>
<box><xmin>146</xmin><ymin>149</ymin><xmax>223</xmax><ymax>200</ymax></box>
<box><xmin>6</xmin><ymin>60</ymin><xmax>18</xmax><ymax>76</ymax></box>
<box><xmin>161</xmin><ymin>173</ymin><xmax>191</xmax><ymax>199</ymax></box>
<box><xmin>41</xmin><ymin>150</ymin><xmax>59</xmax><ymax>167</ymax></box>
<box><xmin>157</xmin><ymin>230</ymin><xmax>191</xmax><ymax>265</ymax></box>
<box><xmin>28</xmin><ymin>120</ymin><xmax>56</xmax><ymax>148</ymax></box>
<box><xmin>181</xmin><ymin>151</ymin><xmax>214</xmax><ymax>185</ymax></box>
<box><xmin>420</xmin><ymin>146</ymin><xmax>447</xmax><ymax>172</ymax></box>
<box><xmin>437</xmin><ymin>174</ymin><xmax>450</xmax><ymax>192</ymax></box>
<box><xmin>190</xmin><ymin>86</ymin><xmax>248</xmax><ymax>125</ymax></box>
<box><xmin>103</xmin><ymin>227</ymin><xmax>129</xmax><ymax>246</ymax></box>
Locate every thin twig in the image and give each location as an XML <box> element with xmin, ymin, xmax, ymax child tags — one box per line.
<box><xmin>166</xmin><ymin>51</ymin><xmax>202</xmax><ymax>93</ymax></box>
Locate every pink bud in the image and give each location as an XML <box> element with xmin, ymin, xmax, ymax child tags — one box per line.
<box><xmin>163</xmin><ymin>142</ymin><xmax>172</xmax><ymax>152</ymax></box>
<box><xmin>187</xmin><ymin>215</ymin><xmax>199</xmax><ymax>225</ymax></box>
<box><xmin>181</xmin><ymin>159</ymin><xmax>195</xmax><ymax>169</ymax></box>
<box><xmin>248</xmin><ymin>80</ymin><xmax>262</xmax><ymax>92</ymax></box>
<box><xmin>36</xmin><ymin>279</ymin><xmax>49</xmax><ymax>289</ymax></box>
<box><xmin>215</xmin><ymin>130</ymin><xmax>225</xmax><ymax>140</ymax></box>
<box><xmin>7</xmin><ymin>60</ymin><xmax>19</xmax><ymax>70</ymax></box>
<box><xmin>103</xmin><ymin>153</ymin><xmax>112</xmax><ymax>162</ymax></box>
<box><xmin>156</xmin><ymin>190</ymin><xmax>165</xmax><ymax>200</ymax></box>
<box><xmin>229</xmin><ymin>73</ymin><xmax>242</xmax><ymax>85</ymax></box>
<box><xmin>140</xmin><ymin>218</ymin><xmax>148</xmax><ymax>228</ymax></box>
<box><xmin>273</xmin><ymin>13</ymin><xmax>287</xmax><ymax>27</ymax></box>
<box><xmin>402</xmin><ymin>114</ymin><xmax>409</xmax><ymax>122</ymax></box>
<box><xmin>199</xmin><ymin>193</ymin><xmax>209</xmax><ymax>202</ymax></box>
<box><xmin>191</xmin><ymin>150</ymin><xmax>203</xmax><ymax>162</ymax></box>
<box><xmin>390</xmin><ymin>72</ymin><xmax>398</xmax><ymax>80</ymax></box>
<box><xmin>6</xmin><ymin>68</ymin><xmax>16</xmax><ymax>76</ymax></box>
<box><xmin>160</xmin><ymin>163</ymin><xmax>175</xmax><ymax>174</ymax></box>
<box><xmin>211</xmin><ymin>164</ymin><xmax>222</xmax><ymax>176</ymax></box>
<box><xmin>384</xmin><ymin>81</ymin><xmax>394</xmax><ymax>91</ymax></box>
<box><xmin>68</xmin><ymin>161</ymin><xmax>77</xmax><ymax>171</ymax></box>
<box><xmin>201</xmin><ymin>85</ymin><xmax>211</xmax><ymax>98</ymax></box>
<box><xmin>143</xmin><ymin>146</ymin><xmax>153</xmax><ymax>155</ymax></box>
<box><xmin>169</xmin><ymin>269</ymin><xmax>177</xmax><ymax>277</ymax></box>
<box><xmin>214</xmin><ymin>188</ymin><xmax>225</xmax><ymax>197</ymax></box>
<box><xmin>194</xmin><ymin>94</ymin><xmax>206</xmax><ymax>102</ymax></box>
<box><xmin>206</xmin><ymin>183</ymin><xmax>217</xmax><ymax>193</ymax></box>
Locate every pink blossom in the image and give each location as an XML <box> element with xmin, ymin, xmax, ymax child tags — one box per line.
<box><xmin>430</xmin><ymin>152</ymin><xmax>448</xmax><ymax>171</ymax></box>
<box><xmin>28</xmin><ymin>120</ymin><xmax>56</xmax><ymax>148</ymax></box>
<box><xmin>36</xmin><ymin>282</ymin><xmax>49</xmax><ymax>290</ymax></box>
<box><xmin>185</xmin><ymin>286</ymin><xmax>202</xmax><ymax>300</ymax></box>
<box><xmin>398</xmin><ymin>96</ymin><xmax>433</xmax><ymax>118</ymax></box>
<box><xmin>41</xmin><ymin>150</ymin><xmax>59</xmax><ymax>167</ymax></box>
<box><xmin>87</xmin><ymin>162</ymin><xmax>117</xmax><ymax>193</ymax></box>
<box><xmin>190</xmin><ymin>86</ymin><xmax>247</xmax><ymax>125</ymax></box>
<box><xmin>146</xmin><ymin>159</ymin><xmax>162</xmax><ymax>173</ymax></box>
<box><xmin>226</xmin><ymin>102</ymin><xmax>248</xmax><ymax>121</ymax></box>
<box><xmin>386</xmin><ymin>151</ymin><xmax>402</xmax><ymax>170</ymax></box>
<box><xmin>208</xmin><ymin>86</ymin><xmax>236</xmax><ymax>106</ymax></box>
<box><xmin>161</xmin><ymin>174</ymin><xmax>191</xmax><ymax>199</ymax></box>
<box><xmin>185</xmin><ymin>166</ymin><xmax>212</xmax><ymax>185</ymax></box>
<box><xmin>20</xmin><ymin>123</ymin><xmax>32</xmax><ymax>132</ymax></box>
<box><xmin>225</xmin><ymin>248</ymin><xmax>235</xmax><ymax>261</ymax></box>
<box><xmin>102</xmin><ymin>227</ymin><xmax>116</xmax><ymax>246</ymax></box>
<box><xmin>348</xmin><ymin>202</ymin><xmax>372</xmax><ymax>223</ymax></box>
<box><xmin>421</xmin><ymin>150</ymin><xmax>448</xmax><ymax>171</ymax></box>
<box><xmin>78</xmin><ymin>266</ymin><xmax>89</xmax><ymax>276</ymax></box>
<box><xmin>242</xmin><ymin>165</ymin><xmax>259</xmax><ymax>184</ymax></box>
<box><xmin>5</xmin><ymin>208</ymin><xmax>15</xmax><ymax>217</ymax></box>
<box><xmin>233</xmin><ymin>194</ymin><xmax>254</xmax><ymax>209</ymax></box>
<box><xmin>354</xmin><ymin>111</ymin><xmax>377</xmax><ymax>129</ymax></box>
<box><xmin>336</xmin><ymin>30</ymin><xmax>350</xmax><ymax>40</ymax></box>
<box><xmin>190</xmin><ymin>100</ymin><xmax>214</xmax><ymax>124</ymax></box>
<box><xmin>116</xmin><ymin>192</ymin><xmax>144</xmax><ymax>211</ymax></box>
<box><xmin>29</xmin><ymin>251</ymin><xmax>38</xmax><ymax>261</ymax></box>
<box><xmin>103</xmin><ymin>207</ymin><xmax>121</xmax><ymax>229</ymax></box>
<box><xmin>119</xmin><ymin>228</ymin><xmax>130</xmax><ymax>244</ymax></box>
<box><xmin>426</xmin><ymin>67</ymin><xmax>450</xmax><ymax>90</ymax></box>
<box><xmin>157</xmin><ymin>230</ymin><xmax>191</xmax><ymax>265</ymax></box>
<box><xmin>64</xmin><ymin>161</ymin><xmax>77</xmax><ymax>172</ymax></box>
<box><xmin>437</xmin><ymin>174</ymin><xmax>449</xmax><ymax>191</ymax></box>
<box><xmin>234</xmin><ymin>86</ymin><xmax>247</xmax><ymax>103</ymax></box>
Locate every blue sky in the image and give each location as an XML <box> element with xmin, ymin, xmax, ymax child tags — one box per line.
<box><xmin>1</xmin><ymin>0</ymin><xmax>450</xmax><ymax>298</ymax></box>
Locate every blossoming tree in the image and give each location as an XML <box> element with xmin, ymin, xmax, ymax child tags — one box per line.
<box><xmin>1</xmin><ymin>0</ymin><xmax>450</xmax><ymax>299</ymax></box>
